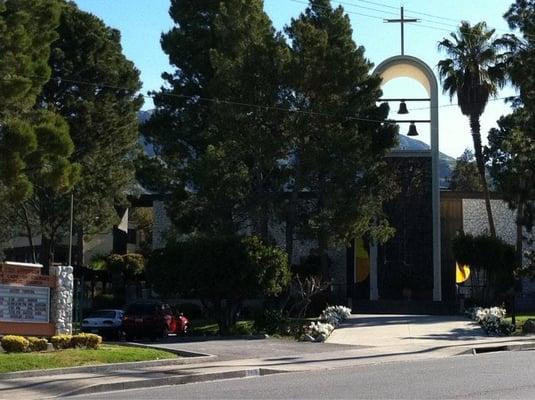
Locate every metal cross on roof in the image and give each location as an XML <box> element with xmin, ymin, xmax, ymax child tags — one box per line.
<box><xmin>384</xmin><ymin>6</ymin><xmax>421</xmax><ymax>55</ymax></box>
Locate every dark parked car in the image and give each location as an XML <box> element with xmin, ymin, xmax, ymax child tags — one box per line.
<box><xmin>81</xmin><ymin>309</ymin><xmax>124</xmax><ymax>339</ymax></box>
<box><xmin>122</xmin><ymin>301</ymin><xmax>189</xmax><ymax>341</ymax></box>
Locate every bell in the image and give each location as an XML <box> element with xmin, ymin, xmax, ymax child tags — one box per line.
<box><xmin>397</xmin><ymin>100</ymin><xmax>409</xmax><ymax>114</ymax></box>
<box><xmin>407</xmin><ymin>122</ymin><xmax>419</xmax><ymax>136</ymax></box>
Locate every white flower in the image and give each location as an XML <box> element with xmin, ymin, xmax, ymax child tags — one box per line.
<box><xmin>305</xmin><ymin>321</ymin><xmax>335</xmax><ymax>342</ymax></box>
<box><xmin>468</xmin><ymin>305</ymin><xmax>511</xmax><ymax>336</ymax></box>
<box><xmin>320</xmin><ymin>305</ymin><xmax>352</xmax><ymax>327</ymax></box>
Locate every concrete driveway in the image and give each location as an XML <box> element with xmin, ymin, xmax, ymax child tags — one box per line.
<box><xmin>327</xmin><ymin>314</ymin><xmax>488</xmax><ymax>347</ymax></box>
<box><xmin>144</xmin><ymin>337</ymin><xmax>362</xmax><ymax>361</ymax></box>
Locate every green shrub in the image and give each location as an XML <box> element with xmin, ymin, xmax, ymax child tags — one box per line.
<box><xmin>254</xmin><ymin>309</ymin><xmax>287</xmax><ymax>335</ymax></box>
<box><xmin>92</xmin><ymin>294</ymin><xmax>125</xmax><ymax>309</ymax></box>
<box><xmin>229</xmin><ymin>321</ymin><xmax>255</xmax><ymax>335</ymax></box>
<box><xmin>452</xmin><ymin>232</ymin><xmax>516</xmax><ymax>304</ymax></box>
<box><xmin>51</xmin><ymin>334</ymin><xmax>73</xmax><ymax>350</ymax></box>
<box><xmin>84</xmin><ymin>333</ymin><xmax>102</xmax><ymax>349</ymax></box>
<box><xmin>71</xmin><ymin>333</ymin><xmax>87</xmax><ymax>348</ymax></box>
<box><xmin>71</xmin><ymin>333</ymin><xmax>102</xmax><ymax>349</ymax></box>
<box><xmin>27</xmin><ymin>337</ymin><xmax>48</xmax><ymax>352</ymax></box>
<box><xmin>1</xmin><ymin>335</ymin><xmax>29</xmax><ymax>353</ymax></box>
<box><xmin>148</xmin><ymin>235</ymin><xmax>291</xmax><ymax>334</ymax></box>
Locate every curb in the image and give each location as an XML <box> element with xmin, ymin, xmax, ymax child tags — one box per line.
<box><xmin>60</xmin><ymin>368</ymin><xmax>285</xmax><ymax>397</ymax></box>
<box><xmin>451</xmin><ymin>339</ymin><xmax>535</xmax><ymax>356</ymax></box>
<box><xmin>151</xmin><ymin>334</ymin><xmax>269</xmax><ymax>343</ymax></box>
<box><xmin>0</xmin><ymin>352</ymin><xmax>216</xmax><ymax>381</ymax></box>
<box><xmin>110</xmin><ymin>341</ymin><xmax>214</xmax><ymax>358</ymax></box>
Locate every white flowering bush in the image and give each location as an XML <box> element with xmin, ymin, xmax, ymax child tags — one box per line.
<box><xmin>304</xmin><ymin>321</ymin><xmax>334</xmax><ymax>342</ymax></box>
<box><xmin>301</xmin><ymin>305</ymin><xmax>352</xmax><ymax>342</ymax></box>
<box><xmin>466</xmin><ymin>306</ymin><xmax>513</xmax><ymax>336</ymax></box>
<box><xmin>320</xmin><ymin>305</ymin><xmax>352</xmax><ymax>327</ymax></box>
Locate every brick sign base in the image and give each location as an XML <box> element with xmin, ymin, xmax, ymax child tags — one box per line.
<box><xmin>0</xmin><ymin>262</ymin><xmax>72</xmax><ymax>336</ymax></box>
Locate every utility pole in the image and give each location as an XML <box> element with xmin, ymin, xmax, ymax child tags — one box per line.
<box><xmin>68</xmin><ymin>191</ymin><xmax>74</xmax><ymax>266</ymax></box>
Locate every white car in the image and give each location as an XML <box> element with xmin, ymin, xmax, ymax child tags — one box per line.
<box><xmin>81</xmin><ymin>309</ymin><xmax>124</xmax><ymax>339</ymax></box>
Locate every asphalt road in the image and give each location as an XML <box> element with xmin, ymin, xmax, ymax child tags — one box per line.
<box><xmin>69</xmin><ymin>350</ymin><xmax>535</xmax><ymax>399</ymax></box>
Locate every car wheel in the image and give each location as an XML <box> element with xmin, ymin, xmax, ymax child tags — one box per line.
<box><xmin>161</xmin><ymin>326</ymin><xmax>170</xmax><ymax>339</ymax></box>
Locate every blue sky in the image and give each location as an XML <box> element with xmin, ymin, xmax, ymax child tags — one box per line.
<box><xmin>74</xmin><ymin>0</ymin><xmax>518</xmax><ymax>158</ymax></box>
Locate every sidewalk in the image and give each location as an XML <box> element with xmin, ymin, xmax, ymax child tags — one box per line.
<box><xmin>327</xmin><ymin>314</ymin><xmax>488</xmax><ymax>347</ymax></box>
<box><xmin>1</xmin><ymin>315</ymin><xmax>534</xmax><ymax>399</ymax></box>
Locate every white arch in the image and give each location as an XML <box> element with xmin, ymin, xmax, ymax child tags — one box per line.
<box><xmin>372</xmin><ymin>55</ymin><xmax>442</xmax><ymax>302</ymax></box>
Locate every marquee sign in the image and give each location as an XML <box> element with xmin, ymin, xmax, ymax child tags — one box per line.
<box><xmin>0</xmin><ymin>285</ymin><xmax>50</xmax><ymax>323</ymax></box>
<box><xmin>0</xmin><ymin>262</ymin><xmax>56</xmax><ymax>335</ymax></box>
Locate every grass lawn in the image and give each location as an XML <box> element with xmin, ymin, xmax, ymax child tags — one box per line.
<box><xmin>190</xmin><ymin>319</ymin><xmax>255</xmax><ymax>336</ymax></box>
<box><xmin>0</xmin><ymin>345</ymin><xmax>175</xmax><ymax>373</ymax></box>
<box><xmin>189</xmin><ymin>318</ymin><xmax>311</xmax><ymax>338</ymax></box>
<box><xmin>505</xmin><ymin>314</ymin><xmax>535</xmax><ymax>334</ymax></box>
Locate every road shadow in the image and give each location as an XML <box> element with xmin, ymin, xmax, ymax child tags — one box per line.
<box><xmin>341</xmin><ymin>315</ymin><xmax>469</xmax><ymax>327</ymax></box>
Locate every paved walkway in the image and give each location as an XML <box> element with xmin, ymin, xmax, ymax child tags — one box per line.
<box><xmin>327</xmin><ymin>314</ymin><xmax>488</xmax><ymax>347</ymax></box>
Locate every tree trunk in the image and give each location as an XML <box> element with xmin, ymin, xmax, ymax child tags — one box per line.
<box><xmin>21</xmin><ymin>204</ymin><xmax>37</xmax><ymax>264</ymax></box>
<box><xmin>318</xmin><ymin>228</ymin><xmax>330</xmax><ymax>280</ymax></box>
<box><xmin>516</xmin><ymin>201</ymin><xmax>524</xmax><ymax>268</ymax></box>
<box><xmin>39</xmin><ymin>236</ymin><xmax>54</xmax><ymax>274</ymax></box>
<box><xmin>470</xmin><ymin>114</ymin><xmax>496</xmax><ymax>237</ymax></box>
<box><xmin>286</xmin><ymin>150</ymin><xmax>303</xmax><ymax>264</ymax></box>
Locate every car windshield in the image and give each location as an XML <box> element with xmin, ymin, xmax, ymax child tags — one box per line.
<box><xmin>126</xmin><ymin>304</ymin><xmax>158</xmax><ymax>314</ymax></box>
<box><xmin>88</xmin><ymin>310</ymin><xmax>116</xmax><ymax>318</ymax></box>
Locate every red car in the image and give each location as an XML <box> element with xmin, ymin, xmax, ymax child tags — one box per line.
<box><xmin>122</xmin><ymin>301</ymin><xmax>189</xmax><ymax>341</ymax></box>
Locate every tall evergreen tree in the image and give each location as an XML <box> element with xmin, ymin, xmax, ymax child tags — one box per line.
<box><xmin>486</xmin><ymin>110</ymin><xmax>534</xmax><ymax>270</ymax></box>
<box><xmin>489</xmin><ymin>0</ymin><xmax>535</xmax><ymax>273</ymax></box>
<box><xmin>6</xmin><ymin>2</ymin><xmax>143</xmax><ymax>268</ymax></box>
<box><xmin>0</xmin><ymin>0</ymin><xmax>63</xmax><ymax>201</ymax></box>
<box><xmin>38</xmin><ymin>1</ymin><xmax>143</xmax><ymax>235</ymax></box>
<box><xmin>143</xmin><ymin>0</ymin><xmax>289</xmax><ymax>239</ymax></box>
<box><xmin>284</xmin><ymin>0</ymin><xmax>397</xmax><ymax>270</ymax></box>
<box><xmin>438</xmin><ymin>21</ymin><xmax>508</xmax><ymax>237</ymax></box>
<box><xmin>449</xmin><ymin>149</ymin><xmax>484</xmax><ymax>192</ymax></box>
<box><xmin>0</xmin><ymin>0</ymin><xmax>81</xmax><ymax>266</ymax></box>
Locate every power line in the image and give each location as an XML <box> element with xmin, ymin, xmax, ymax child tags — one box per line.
<box><xmin>289</xmin><ymin>0</ymin><xmax>525</xmax><ymax>42</ymax></box>
<box><xmin>406</xmin><ymin>96</ymin><xmax>515</xmax><ymax>112</ymax></box>
<box><xmin>332</xmin><ymin>0</ymin><xmax>399</xmax><ymax>17</ymax></box>
<box><xmin>337</xmin><ymin>0</ymin><xmax>398</xmax><ymax>11</ymax></box>
<box><xmin>0</xmin><ymin>75</ymin><xmax>517</xmax><ymax>120</ymax></box>
<box><xmin>0</xmin><ymin>76</ymin><xmax>389</xmax><ymax>124</ymax></box>
<box><xmin>338</xmin><ymin>0</ymin><xmax>535</xmax><ymax>41</ymax></box>
<box><xmin>290</xmin><ymin>0</ymin><xmax>387</xmax><ymax>21</ymax></box>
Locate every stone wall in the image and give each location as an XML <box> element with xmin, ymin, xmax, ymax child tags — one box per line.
<box><xmin>50</xmin><ymin>265</ymin><xmax>74</xmax><ymax>335</ymax></box>
<box><xmin>462</xmin><ymin>199</ymin><xmax>517</xmax><ymax>245</ymax></box>
<box><xmin>462</xmin><ymin>198</ymin><xmax>535</xmax><ymax>310</ymax></box>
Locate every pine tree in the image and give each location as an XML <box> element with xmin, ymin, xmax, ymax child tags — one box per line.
<box><xmin>37</xmin><ymin>2</ymin><xmax>143</xmax><ymax>239</ymax></box>
<box><xmin>449</xmin><ymin>149</ymin><xmax>484</xmax><ymax>192</ymax></box>
<box><xmin>3</xmin><ymin>2</ymin><xmax>143</xmax><ymax>268</ymax></box>
<box><xmin>284</xmin><ymin>0</ymin><xmax>398</xmax><ymax>271</ymax></box>
<box><xmin>143</xmin><ymin>0</ymin><xmax>289</xmax><ymax>239</ymax></box>
<box><xmin>0</xmin><ymin>0</ymin><xmax>63</xmax><ymax>201</ymax></box>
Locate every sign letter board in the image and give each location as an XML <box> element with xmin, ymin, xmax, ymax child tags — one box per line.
<box><xmin>0</xmin><ymin>285</ymin><xmax>50</xmax><ymax>323</ymax></box>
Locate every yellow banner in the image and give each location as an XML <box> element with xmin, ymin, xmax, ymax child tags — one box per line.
<box><xmin>456</xmin><ymin>262</ymin><xmax>471</xmax><ymax>284</ymax></box>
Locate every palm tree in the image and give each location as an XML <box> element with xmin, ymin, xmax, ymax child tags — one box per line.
<box><xmin>438</xmin><ymin>21</ymin><xmax>507</xmax><ymax>237</ymax></box>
